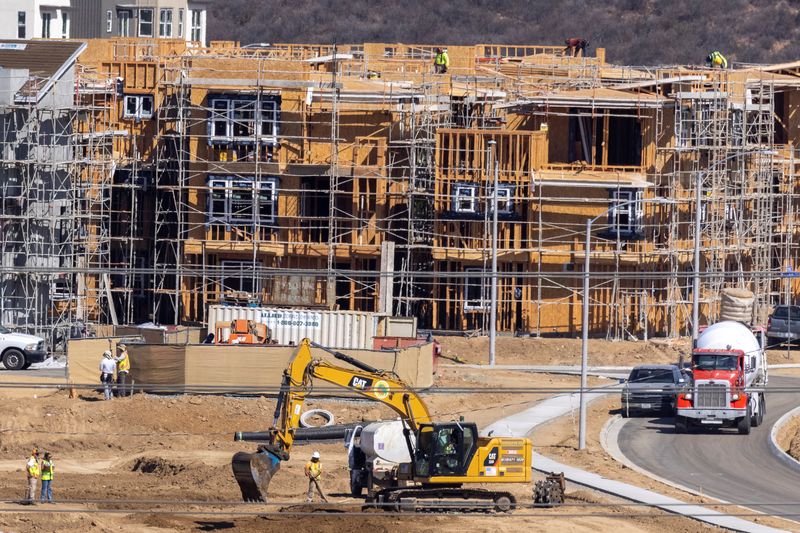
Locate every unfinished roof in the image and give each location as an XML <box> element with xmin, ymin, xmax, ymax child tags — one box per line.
<box><xmin>0</xmin><ymin>40</ymin><xmax>87</xmax><ymax>103</ymax></box>
<box><xmin>497</xmin><ymin>87</ymin><xmax>665</xmax><ymax>109</ymax></box>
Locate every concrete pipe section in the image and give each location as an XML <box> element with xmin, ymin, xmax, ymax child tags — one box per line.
<box><xmin>617</xmin><ymin>375</ymin><xmax>800</xmax><ymax>518</ymax></box>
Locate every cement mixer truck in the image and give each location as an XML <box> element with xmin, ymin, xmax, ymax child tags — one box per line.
<box><xmin>675</xmin><ymin>321</ymin><xmax>768</xmax><ymax>435</ymax></box>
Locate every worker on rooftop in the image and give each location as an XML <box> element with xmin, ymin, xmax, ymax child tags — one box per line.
<box><xmin>434</xmin><ymin>47</ymin><xmax>450</xmax><ymax>74</ymax></box>
<box><xmin>565</xmin><ymin>38</ymin><xmax>588</xmax><ymax>57</ymax></box>
<box><xmin>706</xmin><ymin>51</ymin><xmax>728</xmax><ymax>69</ymax></box>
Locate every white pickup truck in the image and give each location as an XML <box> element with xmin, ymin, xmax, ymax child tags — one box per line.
<box><xmin>0</xmin><ymin>325</ymin><xmax>47</xmax><ymax>370</ymax></box>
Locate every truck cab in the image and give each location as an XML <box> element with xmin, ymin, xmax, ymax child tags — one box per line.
<box><xmin>0</xmin><ymin>325</ymin><xmax>47</xmax><ymax>370</ymax></box>
<box><xmin>676</xmin><ymin>349</ymin><xmax>763</xmax><ymax>434</ymax></box>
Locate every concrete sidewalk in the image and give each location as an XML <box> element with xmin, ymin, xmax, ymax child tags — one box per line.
<box><xmin>486</xmin><ymin>390</ymin><xmax>785</xmax><ymax>533</ymax></box>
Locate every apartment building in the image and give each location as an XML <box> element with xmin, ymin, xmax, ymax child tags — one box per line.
<box><xmin>70</xmin><ymin>0</ymin><xmax>210</xmax><ymax>45</ymax></box>
<box><xmin>0</xmin><ymin>1</ymin><xmax>72</xmax><ymax>39</ymax></box>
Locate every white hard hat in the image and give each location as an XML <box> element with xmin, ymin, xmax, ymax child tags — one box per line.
<box><xmin>312</xmin><ymin>451</ymin><xmax>320</xmax><ymax>459</ymax></box>
<box><xmin>103</xmin><ymin>350</ymin><xmax>112</xmax><ymax>358</ymax></box>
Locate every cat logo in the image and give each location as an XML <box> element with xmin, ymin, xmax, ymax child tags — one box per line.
<box><xmin>483</xmin><ymin>446</ymin><xmax>499</xmax><ymax>466</ymax></box>
<box><xmin>349</xmin><ymin>376</ymin><xmax>374</xmax><ymax>390</ymax></box>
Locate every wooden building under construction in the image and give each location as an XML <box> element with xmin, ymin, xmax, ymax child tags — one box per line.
<box><xmin>7</xmin><ymin>37</ymin><xmax>800</xmax><ymax>346</ymax></box>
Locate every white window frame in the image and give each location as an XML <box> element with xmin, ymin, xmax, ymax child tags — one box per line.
<box><xmin>61</xmin><ymin>10</ymin><xmax>69</xmax><ymax>38</ymax></box>
<box><xmin>208</xmin><ymin>97</ymin><xmax>279</xmax><ymax>145</ymax></box>
<box><xmin>159</xmin><ymin>8</ymin><xmax>173</xmax><ymax>38</ymax></box>
<box><xmin>257</xmin><ymin>180</ymin><xmax>277</xmax><ymax>223</ymax></box>
<box><xmin>106</xmin><ymin>10</ymin><xmax>113</xmax><ymax>33</ymax></box>
<box><xmin>190</xmin><ymin>9</ymin><xmax>202</xmax><ymax>42</ymax></box>
<box><xmin>41</xmin><ymin>11</ymin><xmax>53</xmax><ymax>38</ymax></box>
<box><xmin>138</xmin><ymin>8</ymin><xmax>153</xmax><ymax>37</ymax></box>
<box><xmin>452</xmin><ymin>184</ymin><xmax>477</xmax><ymax>213</ymax></box>
<box><xmin>178</xmin><ymin>8</ymin><xmax>184</xmax><ymax>38</ymax></box>
<box><xmin>17</xmin><ymin>11</ymin><xmax>26</xmax><ymax>39</ymax></box>
<box><xmin>464</xmin><ymin>268</ymin><xmax>488</xmax><ymax>310</ymax></box>
<box><xmin>118</xmin><ymin>9</ymin><xmax>131</xmax><ymax>37</ymax></box>
<box><xmin>494</xmin><ymin>184</ymin><xmax>514</xmax><ymax>214</ymax></box>
<box><xmin>609</xmin><ymin>189</ymin><xmax>643</xmax><ymax>235</ymax></box>
<box><xmin>123</xmin><ymin>95</ymin><xmax>154</xmax><ymax>120</ymax></box>
<box><xmin>207</xmin><ymin>176</ymin><xmax>279</xmax><ymax>225</ymax></box>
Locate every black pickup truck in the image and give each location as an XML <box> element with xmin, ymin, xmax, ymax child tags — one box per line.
<box><xmin>767</xmin><ymin>305</ymin><xmax>800</xmax><ymax>347</ymax></box>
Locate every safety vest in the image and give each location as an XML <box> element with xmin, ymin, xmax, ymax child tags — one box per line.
<box><xmin>118</xmin><ymin>352</ymin><xmax>130</xmax><ymax>373</ymax></box>
<box><xmin>710</xmin><ymin>51</ymin><xmax>727</xmax><ymax>68</ymax></box>
<box><xmin>26</xmin><ymin>456</ymin><xmax>39</xmax><ymax>478</ymax></box>
<box><xmin>435</xmin><ymin>52</ymin><xmax>449</xmax><ymax>66</ymax></box>
<box><xmin>41</xmin><ymin>460</ymin><xmax>54</xmax><ymax>481</ymax></box>
<box><xmin>306</xmin><ymin>461</ymin><xmax>322</xmax><ymax>479</ymax></box>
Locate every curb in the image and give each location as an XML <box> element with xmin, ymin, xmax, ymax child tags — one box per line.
<box><xmin>768</xmin><ymin>405</ymin><xmax>800</xmax><ymax>475</ymax></box>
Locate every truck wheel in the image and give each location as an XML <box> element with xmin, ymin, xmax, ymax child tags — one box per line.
<box><xmin>737</xmin><ymin>406</ymin><xmax>752</xmax><ymax>435</ymax></box>
<box><xmin>751</xmin><ymin>399</ymin><xmax>761</xmax><ymax>427</ymax></box>
<box><xmin>350</xmin><ymin>470</ymin><xmax>364</xmax><ymax>497</ymax></box>
<box><xmin>675</xmin><ymin>417</ymin><xmax>687</xmax><ymax>434</ymax></box>
<box><xmin>2</xmin><ymin>349</ymin><xmax>26</xmax><ymax>371</ymax></box>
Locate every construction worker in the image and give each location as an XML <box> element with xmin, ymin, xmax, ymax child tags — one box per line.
<box><xmin>25</xmin><ymin>448</ymin><xmax>40</xmax><ymax>505</ymax></box>
<box><xmin>565</xmin><ymin>38</ymin><xmax>588</xmax><ymax>57</ymax></box>
<box><xmin>434</xmin><ymin>47</ymin><xmax>450</xmax><ymax>74</ymax></box>
<box><xmin>39</xmin><ymin>452</ymin><xmax>54</xmax><ymax>503</ymax></box>
<box><xmin>115</xmin><ymin>343</ymin><xmax>131</xmax><ymax>397</ymax></box>
<box><xmin>706</xmin><ymin>51</ymin><xmax>728</xmax><ymax>69</ymax></box>
<box><xmin>100</xmin><ymin>350</ymin><xmax>115</xmax><ymax>400</ymax></box>
<box><xmin>304</xmin><ymin>451</ymin><xmax>328</xmax><ymax>503</ymax></box>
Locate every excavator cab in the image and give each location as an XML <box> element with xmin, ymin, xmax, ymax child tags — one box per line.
<box><xmin>413</xmin><ymin>423</ymin><xmax>478</xmax><ymax>478</ymax></box>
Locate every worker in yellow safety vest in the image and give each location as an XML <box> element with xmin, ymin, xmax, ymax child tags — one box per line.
<box><xmin>115</xmin><ymin>343</ymin><xmax>131</xmax><ymax>397</ymax></box>
<box><xmin>25</xmin><ymin>448</ymin><xmax>40</xmax><ymax>504</ymax></box>
<box><xmin>434</xmin><ymin>47</ymin><xmax>450</xmax><ymax>74</ymax></box>
<box><xmin>706</xmin><ymin>51</ymin><xmax>728</xmax><ymax>69</ymax></box>
<box><xmin>304</xmin><ymin>451</ymin><xmax>328</xmax><ymax>503</ymax></box>
<box><xmin>39</xmin><ymin>452</ymin><xmax>54</xmax><ymax>503</ymax></box>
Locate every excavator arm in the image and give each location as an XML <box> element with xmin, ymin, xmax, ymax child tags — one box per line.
<box><xmin>232</xmin><ymin>338</ymin><xmax>431</xmax><ymax>501</ymax></box>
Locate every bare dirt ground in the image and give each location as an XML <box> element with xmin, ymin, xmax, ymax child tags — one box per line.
<box><xmin>776</xmin><ymin>411</ymin><xmax>800</xmax><ymax>461</ymax></box>
<box><xmin>0</xmin><ymin>351</ymin><xmax>789</xmax><ymax>532</ymax></box>
<box><xmin>438</xmin><ymin>334</ymin><xmax>800</xmax><ymax>366</ymax></box>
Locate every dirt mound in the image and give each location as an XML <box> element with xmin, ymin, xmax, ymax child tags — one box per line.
<box><xmin>131</xmin><ymin>456</ymin><xmax>187</xmax><ymax>476</ymax></box>
<box><xmin>790</xmin><ymin>424</ymin><xmax>800</xmax><ymax>461</ymax></box>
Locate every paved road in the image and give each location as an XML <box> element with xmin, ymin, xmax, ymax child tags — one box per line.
<box><xmin>0</xmin><ymin>366</ymin><xmax>66</xmax><ymax>379</ymax></box>
<box><xmin>618</xmin><ymin>376</ymin><xmax>800</xmax><ymax>518</ymax></box>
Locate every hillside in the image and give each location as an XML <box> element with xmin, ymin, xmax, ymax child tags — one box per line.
<box><xmin>207</xmin><ymin>0</ymin><xmax>800</xmax><ymax>66</ymax></box>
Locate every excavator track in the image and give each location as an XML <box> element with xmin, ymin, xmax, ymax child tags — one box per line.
<box><xmin>368</xmin><ymin>487</ymin><xmax>517</xmax><ymax>513</ymax></box>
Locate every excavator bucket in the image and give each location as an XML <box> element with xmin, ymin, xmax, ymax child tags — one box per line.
<box><xmin>231</xmin><ymin>448</ymin><xmax>282</xmax><ymax>502</ymax></box>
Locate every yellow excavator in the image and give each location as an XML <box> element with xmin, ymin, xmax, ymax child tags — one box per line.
<box><xmin>231</xmin><ymin>338</ymin><xmax>532</xmax><ymax>512</ymax></box>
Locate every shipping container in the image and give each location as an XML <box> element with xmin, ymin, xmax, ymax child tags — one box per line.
<box><xmin>206</xmin><ymin>305</ymin><xmax>382</xmax><ymax>350</ymax></box>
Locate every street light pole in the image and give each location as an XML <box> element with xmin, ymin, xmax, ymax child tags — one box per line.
<box><xmin>692</xmin><ymin>171</ymin><xmax>702</xmax><ymax>342</ymax></box>
<box><xmin>489</xmin><ymin>140</ymin><xmax>498</xmax><ymax>367</ymax></box>
<box><xmin>579</xmin><ymin>196</ymin><xmax>672</xmax><ymax>450</ymax></box>
<box><xmin>579</xmin><ymin>217</ymin><xmax>591</xmax><ymax>450</ymax></box>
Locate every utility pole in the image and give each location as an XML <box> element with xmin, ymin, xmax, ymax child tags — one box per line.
<box><xmin>488</xmin><ymin>140</ymin><xmax>498</xmax><ymax>367</ymax></box>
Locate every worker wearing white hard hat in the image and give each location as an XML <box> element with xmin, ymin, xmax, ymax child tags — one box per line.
<box><xmin>304</xmin><ymin>451</ymin><xmax>328</xmax><ymax>503</ymax></box>
<box><xmin>99</xmin><ymin>349</ymin><xmax>116</xmax><ymax>400</ymax></box>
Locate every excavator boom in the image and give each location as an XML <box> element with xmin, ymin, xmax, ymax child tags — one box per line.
<box><xmin>232</xmin><ymin>339</ymin><xmax>430</xmax><ymax>501</ymax></box>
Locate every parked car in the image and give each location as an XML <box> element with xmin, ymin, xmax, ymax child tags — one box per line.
<box><xmin>767</xmin><ymin>305</ymin><xmax>800</xmax><ymax>347</ymax></box>
<box><xmin>621</xmin><ymin>364</ymin><xmax>687</xmax><ymax>417</ymax></box>
<box><xmin>0</xmin><ymin>325</ymin><xmax>47</xmax><ymax>370</ymax></box>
